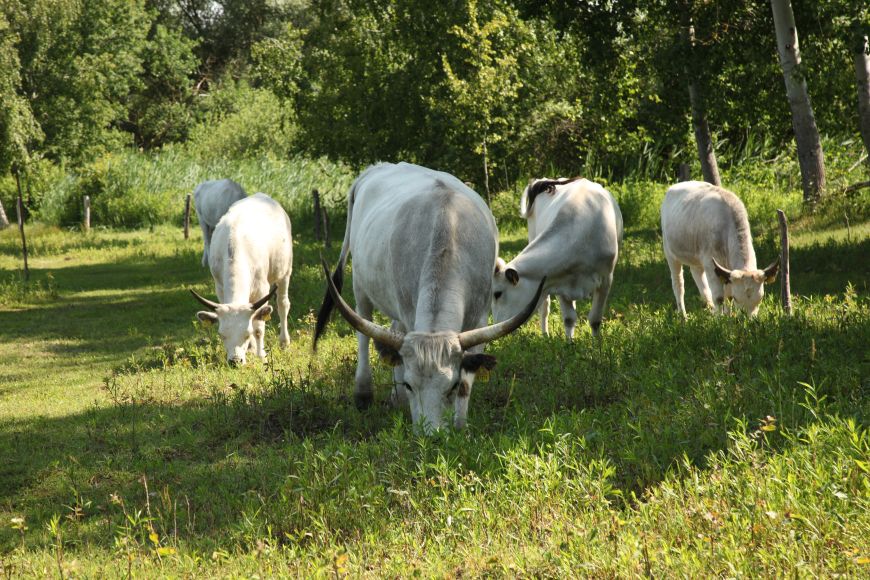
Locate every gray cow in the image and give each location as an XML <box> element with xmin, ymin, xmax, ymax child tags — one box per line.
<box><xmin>193</xmin><ymin>178</ymin><xmax>247</xmax><ymax>267</ymax></box>
<box><xmin>314</xmin><ymin>162</ymin><xmax>542</xmax><ymax>432</ymax></box>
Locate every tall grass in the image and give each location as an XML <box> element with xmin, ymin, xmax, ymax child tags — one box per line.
<box><xmin>33</xmin><ymin>147</ymin><xmax>355</xmax><ymax>228</ymax></box>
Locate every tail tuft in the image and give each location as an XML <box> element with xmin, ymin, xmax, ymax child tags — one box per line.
<box><xmin>313</xmin><ymin>264</ymin><xmax>344</xmax><ymax>350</ymax></box>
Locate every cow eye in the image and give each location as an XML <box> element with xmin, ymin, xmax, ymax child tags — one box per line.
<box><xmin>404</xmin><ymin>382</ymin><xmax>413</xmax><ymax>392</ymax></box>
<box><xmin>494</xmin><ymin>291</ymin><xmax>502</xmax><ymax>300</ymax></box>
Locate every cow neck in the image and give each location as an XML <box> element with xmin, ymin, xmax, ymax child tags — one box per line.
<box><xmin>221</xmin><ymin>235</ymin><xmax>255</xmax><ymax>303</ymax></box>
<box><xmin>725</xmin><ymin>207</ymin><xmax>757</xmax><ymax>271</ymax></box>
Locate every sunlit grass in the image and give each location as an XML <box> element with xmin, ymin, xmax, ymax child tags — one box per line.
<box><xmin>0</xmin><ymin>183</ymin><xmax>868</xmax><ymax>576</ymax></box>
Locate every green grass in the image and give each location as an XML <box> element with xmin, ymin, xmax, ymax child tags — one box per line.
<box><xmin>0</xmin><ymin>189</ymin><xmax>868</xmax><ymax>576</ymax></box>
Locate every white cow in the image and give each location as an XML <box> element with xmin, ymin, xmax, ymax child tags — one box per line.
<box><xmin>660</xmin><ymin>181</ymin><xmax>779</xmax><ymax>317</ymax></box>
<box><xmin>314</xmin><ymin>162</ymin><xmax>543</xmax><ymax>432</ymax></box>
<box><xmin>492</xmin><ymin>177</ymin><xmax>623</xmax><ymax>339</ymax></box>
<box><xmin>191</xmin><ymin>193</ymin><xmax>293</xmax><ymax>365</ymax></box>
<box><xmin>193</xmin><ymin>179</ymin><xmax>247</xmax><ymax>267</ymax></box>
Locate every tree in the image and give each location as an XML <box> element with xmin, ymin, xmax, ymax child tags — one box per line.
<box><xmin>434</xmin><ymin>0</ymin><xmax>530</xmax><ymax>195</ymax></box>
<box><xmin>853</xmin><ymin>18</ymin><xmax>870</xmax><ymax>161</ymax></box>
<box><xmin>0</xmin><ymin>12</ymin><xmax>41</xmax><ymax>275</ymax></box>
<box><xmin>684</xmin><ymin>18</ymin><xmax>721</xmax><ymax>185</ymax></box>
<box><xmin>770</xmin><ymin>0</ymin><xmax>826</xmax><ymax>202</ymax></box>
<box><xmin>0</xmin><ymin>199</ymin><xmax>8</xmax><ymax>229</ymax></box>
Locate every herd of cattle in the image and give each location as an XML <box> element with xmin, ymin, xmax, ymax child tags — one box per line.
<box><xmin>188</xmin><ymin>162</ymin><xmax>779</xmax><ymax>432</ymax></box>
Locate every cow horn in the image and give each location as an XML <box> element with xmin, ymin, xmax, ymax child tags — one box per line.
<box><xmin>190</xmin><ymin>289</ymin><xmax>219</xmax><ymax>311</ymax></box>
<box><xmin>458</xmin><ymin>277</ymin><xmax>546</xmax><ymax>349</ymax></box>
<box><xmin>320</xmin><ymin>257</ymin><xmax>405</xmax><ymax>350</ymax></box>
<box><xmin>251</xmin><ymin>284</ymin><xmax>278</xmax><ymax>310</ymax></box>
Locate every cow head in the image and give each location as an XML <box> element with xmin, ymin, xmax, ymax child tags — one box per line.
<box><xmin>321</xmin><ymin>259</ymin><xmax>543</xmax><ymax>433</ymax></box>
<box><xmin>712</xmin><ymin>258</ymin><xmax>779</xmax><ymax>316</ymax></box>
<box><xmin>191</xmin><ymin>286</ymin><xmax>276</xmax><ymax>365</ymax></box>
<box><xmin>492</xmin><ymin>257</ymin><xmax>544</xmax><ymax>325</ymax></box>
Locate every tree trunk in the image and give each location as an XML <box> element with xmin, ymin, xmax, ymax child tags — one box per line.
<box><xmin>854</xmin><ymin>32</ymin><xmax>870</xmax><ymax>162</ymax></box>
<box><xmin>686</xmin><ymin>23</ymin><xmax>721</xmax><ymax>186</ymax></box>
<box><xmin>0</xmin><ymin>199</ymin><xmax>9</xmax><ymax>229</ymax></box>
<box><xmin>15</xmin><ymin>171</ymin><xmax>29</xmax><ymax>281</ymax></box>
<box><xmin>770</xmin><ymin>0</ymin><xmax>826</xmax><ymax>203</ymax></box>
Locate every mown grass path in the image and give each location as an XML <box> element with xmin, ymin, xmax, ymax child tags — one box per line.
<box><xmin>1</xmin><ymin>220</ymin><xmax>868</xmax><ymax>577</ymax></box>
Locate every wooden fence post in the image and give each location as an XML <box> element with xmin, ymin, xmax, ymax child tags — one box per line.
<box><xmin>183</xmin><ymin>193</ymin><xmax>192</xmax><ymax>239</ymax></box>
<box><xmin>83</xmin><ymin>195</ymin><xmax>91</xmax><ymax>232</ymax></box>
<box><xmin>312</xmin><ymin>189</ymin><xmax>329</xmax><ymax>249</ymax></box>
<box><xmin>15</xmin><ymin>171</ymin><xmax>29</xmax><ymax>281</ymax></box>
<box><xmin>776</xmin><ymin>209</ymin><xmax>791</xmax><ymax>315</ymax></box>
<box><xmin>678</xmin><ymin>163</ymin><xmax>691</xmax><ymax>182</ymax></box>
<box><xmin>312</xmin><ymin>188</ymin><xmax>322</xmax><ymax>242</ymax></box>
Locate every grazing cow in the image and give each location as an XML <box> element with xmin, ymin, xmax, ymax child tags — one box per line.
<box><xmin>193</xmin><ymin>179</ymin><xmax>247</xmax><ymax>267</ymax></box>
<box><xmin>492</xmin><ymin>177</ymin><xmax>623</xmax><ymax>340</ymax></box>
<box><xmin>314</xmin><ymin>162</ymin><xmax>543</xmax><ymax>432</ymax></box>
<box><xmin>191</xmin><ymin>193</ymin><xmax>293</xmax><ymax>365</ymax></box>
<box><xmin>660</xmin><ymin>181</ymin><xmax>779</xmax><ymax>317</ymax></box>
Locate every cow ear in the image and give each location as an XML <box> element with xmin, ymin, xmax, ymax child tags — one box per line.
<box><xmin>197</xmin><ymin>311</ymin><xmax>218</xmax><ymax>325</ymax></box>
<box><xmin>505</xmin><ymin>268</ymin><xmax>520</xmax><ymax>286</ymax></box>
<box><xmin>762</xmin><ymin>259</ymin><xmax>780</xmax><ymax>284</ymax></box>
<box><xmin>712</xmin><ymin>258</ymin><xmax>732</xmax><ymax>284</ymax></box>
<box><xmin>253</xmin><ymin>304</ymin><xmax>273</xmax><ymax>321</ymax></box>
<box><xmin>461</xmin><ymin>353</ymin><xmax>497</xmax><ymax>373</ymax></box>
<box><xmin>374</xmin><ymin>339</ymin><xmax>403</xmax><ymax>366</ymax></box>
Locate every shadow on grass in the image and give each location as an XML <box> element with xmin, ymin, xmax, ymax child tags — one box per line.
<box><xmin>1</xmin><ymin>292</ymin><xmax>866</xmax><ymax>552</ymax></box>
<box><xmin>0</xmin><ymin>226</ymin><xmax>867</xmax><ymax>553</ymax></box>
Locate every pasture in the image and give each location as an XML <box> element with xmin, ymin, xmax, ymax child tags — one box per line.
<box><xmin>0</xmin><ymin>183</ymin><xmax>868</xmax><ymax>577</ymax></box>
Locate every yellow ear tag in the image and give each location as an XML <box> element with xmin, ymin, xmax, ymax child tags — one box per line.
<box><xmin>262</xmin><ymin>312</ymin><xmax>272</xmax><ymax>321</ymax></box>
<box><xmin>475</xmin><ymin>368</ymin><xmax>491</xmax><ymax>383</ymax></box>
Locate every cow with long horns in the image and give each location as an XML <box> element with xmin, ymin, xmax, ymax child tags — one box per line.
<box><xmin>314</xmin><ymin>163</ymin><xmax>543</xmax><ymax>432</ymax></box>
<box><xmin>191</xmin><ymin>193</ymin><xmax>293</xmax><ymax>365</ymax></box>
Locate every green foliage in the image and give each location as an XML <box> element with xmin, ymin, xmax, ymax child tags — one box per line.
<box><xmin>187</xmin><ymin>82</ymin><xmax>296</xmax><ymax>162</ymax></box>
<box><xmin>128</xmin><ymin>24</ymin><xmax>200</xmax><ymax>147</ymax></box>
<box><xmin>0</xmin><ymin>11</ymin><xmax>42</xmax><ymax>173</ymax></box>
<box><xmin>251</xmin><ymin>23</ymin><xmax>305</xmax><ymax>103</ymax></box>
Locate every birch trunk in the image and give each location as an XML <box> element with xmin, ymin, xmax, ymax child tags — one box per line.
<box><xmin>855</xmin><ymin>33</ymin><xmax>870</xmax><ymax>162</ymax></box>
<box><xmin>770</xmin><ymin>0</ymin><xmax>826</xmax><ymax>202</ymax></box>
<box><xmin>686</xmin><ymin>23</ymin><xmax>721</xmax><ymax>186</ymax></box>
<box><xmin>0</xmin><ymin>199</ymin><xmax>9</xmax><ymax>229</ymax></box>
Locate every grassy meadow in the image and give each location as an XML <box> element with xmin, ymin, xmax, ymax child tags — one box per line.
<box><xmin>0</xmin><ymin>167</ymin><xmax>869</xmax><ymax>576</ymax></box>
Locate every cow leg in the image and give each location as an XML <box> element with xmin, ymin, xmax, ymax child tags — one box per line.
<box><xmin>539</xmin><ymin>294</ymin><xmax>551</xmax><ymax>337</ymax></box>
<box><xmin>200</xmin><ymin>224</ymin><xmax>212</xmax><ymax>267</ymax></box>
<box><xmin>689</xmin><ymin>266</ymin><xmax>714</xmax><ymax>310</ymax></box>
<box><xmin>588</xmin><ymin>273</ymin><xmax>613</xmax><ymax>338</ymax></box>
<box><xmin>277</xmin><ymin>276</ymin><xmax>291</xmax><ymax>347</ymax></box>
<box><xmin>353</xmin><ymin>295</ymin><xmax>375</xmax><ymax>410</ymax></box>
<box><xmin>666</xmin><ymin>255</ymin><xmax>686</xmax><ymax>317</ymax></box>
<box><xmin>557</xmin><ymin>295</ymin><xmax>578</xmax><ymax>341</ymax></box>
<box><xmin>703</xmin><ymin>260</ymin><xmax>726</xmax><ymax>315</ymax></box>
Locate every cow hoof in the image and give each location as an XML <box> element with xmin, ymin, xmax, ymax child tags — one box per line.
<box><xmin>354</xmin><ymin>392</ymin><xmax>374</xmax><ymax>410</ymax></box>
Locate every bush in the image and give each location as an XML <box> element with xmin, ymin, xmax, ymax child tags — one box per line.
<box><xmin>187</xmin><ymin>83</ymin><xmax>295</xmax><ymax>162</ymax></box>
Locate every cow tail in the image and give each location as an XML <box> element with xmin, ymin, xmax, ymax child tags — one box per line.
<box><xmin>313</xmin><ymin>179</ymin><xmax>357</xmax><ymax>350</ymax></box>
